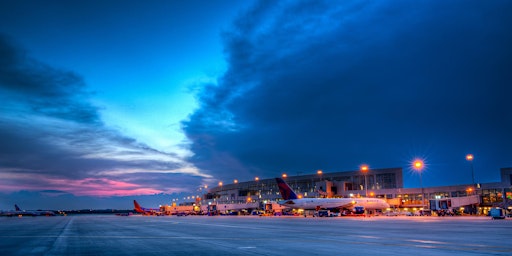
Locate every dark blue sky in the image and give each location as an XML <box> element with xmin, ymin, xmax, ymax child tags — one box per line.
<box><xmin>1</xmin><ymin>0</ymin><xmax>511</xmax><ymax>209</ymax></box>
<box><xmin>184</xmin><ymin>0</ymin><xmax>511</xmax><ymax>185</ymax></box>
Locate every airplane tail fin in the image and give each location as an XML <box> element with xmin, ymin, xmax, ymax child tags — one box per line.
<box><xmin>276</xmin><ymin>178</ymin><xmax>298</xmax><ymax>200</ymax></box>
<box><xmin>133</xmin><ymin>200</ymin><xmax>144</xmax><ymax>213</ymax></box>
<box><xmin>15</xmin><ymin>204</ymin><xmax>21</xmax><ymax>211</ymax></box>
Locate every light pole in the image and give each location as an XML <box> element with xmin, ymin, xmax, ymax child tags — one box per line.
<box><xmin>316</xmin><ymin>170</ymin><xmax>323</xmax><ymax>197</ymax></box>
<box><xmin>218</xmin><ymin>181</ymin><xmax>223</xmax><ymax>203</ymax></box>
<box><xmin>360</xmin><ymin>165</ymin><xmax>369</xmax><ymax>197</ymax></box>
<box><xmin>233</xmin><ymin>179</ymin><xmax>238</xmax><ymax>203</ymax></box>
<box><xmin>465</xmin><ymin>154</ymin><xmax>480</xmax><ymax>215</ymax></box>
<box><xmin>466</xmin><ymin>154</ymin><xmax>475</xmax><ymax>185</ymax></box>
<box><xmin>413</xmin><ymin>159</ymin><xmax>425</xmax><ymax>209</ymax></box>
<box><xmin>254</xmin><ymin>177</ymin><xmax>260</xmax><ymax>205</ymax></box>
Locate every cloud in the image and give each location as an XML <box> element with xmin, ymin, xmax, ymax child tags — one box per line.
<box><xmin>183</xmin><ymin>0</ymin><xmax>512</xmax><ymax>185</ymax></box>
<box><xmin>0</xmin><ymin>36</ymin><xmax>99</xmax><ymax>124</ymax></box>
<box><xmin>0</xmin><ymin>35</ymin><xmax>209</xmax><ymax>196</ymax></box>
<box><xmin>0</xmin><ymin>190</ymin><xmax>181</xmax><ymax>210</ymax></box>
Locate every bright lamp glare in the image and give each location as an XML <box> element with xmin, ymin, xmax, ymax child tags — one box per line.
<box><xmin>412</xmin><ymin>159</ymin><xmax>424</xmax><ymax>170</ymax></box>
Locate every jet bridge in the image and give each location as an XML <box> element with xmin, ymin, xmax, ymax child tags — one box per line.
<box><xmin>429</xmin><ymin>195</ymin><xmax>480</xmax><ymax>210</ymax></box>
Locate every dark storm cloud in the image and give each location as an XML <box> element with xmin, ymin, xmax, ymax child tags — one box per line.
<box><xmin>183</xmin><ymin>0</ymin><xmax>512</xmax><ymax>186</ymax></box>
<box><xmin>0</xmin><ymin>35</ymin><xmax>205</xmax><ymax>194</ymax></box>
<box><xmin>0</xmin><ymin>36</ymin><xmax>99</xmax><ymax>124</ymax></box>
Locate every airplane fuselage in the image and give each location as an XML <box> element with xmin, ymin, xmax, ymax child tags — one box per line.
<box><xmin>279</xmin><ymin>197</ymin><xmax>389</xmax><ymax>210</ymax></box>
<box><xmin>275</xmin><ymin>177</ymin><xmax>389</xmax><ymax>212</ymax></box>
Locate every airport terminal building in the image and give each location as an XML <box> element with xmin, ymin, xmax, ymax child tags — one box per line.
<box><xmin>201</xmin><ymin>167</ymin><xmax>512</xmax><ymax>215</ymax></box>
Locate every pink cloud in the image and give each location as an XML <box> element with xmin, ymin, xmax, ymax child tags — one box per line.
<box><xmin>0</xmin><ymin>174</ymin><xmax>163</xmax><ymax>197</ymax></box>
<box><xmin>48</xmin><ymin>177</ymin><xmax>163</xmax><ymax>196</ymax></box>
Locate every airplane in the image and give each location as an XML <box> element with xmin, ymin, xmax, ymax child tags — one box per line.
<box><xmin>275</xmin><ymin>178</ymin><xmax>389</xmax><ymax>214</ymax></box>
<box><xmin>0</xmin><ymin>204</ymin><xmax>55</xmax><ymax>217</ymax></box>
<box><xmin>0</xmin><ymin>206</ymin><xmax>36</xmax><ymax>217</ymax></box>
<box><xmin>15</xmin><ymin>204</ymin><xmax>56</xmax><ymax>216</ymax></box>
<box><xmin>133</xmin><ymin>200</ymin><xmax>164</xmax><ymax>216</ymax></box>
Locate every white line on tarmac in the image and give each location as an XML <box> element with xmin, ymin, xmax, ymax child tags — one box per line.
<box><xmin>407</xmin><ymin>239</ymin><xmax>448</xmax><ymax>244</ymax></box>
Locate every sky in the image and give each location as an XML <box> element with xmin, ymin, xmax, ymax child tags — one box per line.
<box><xmin>1</xmin><ymin>0</ymin><xmax>511</xmax><ymax>210</ymax></box>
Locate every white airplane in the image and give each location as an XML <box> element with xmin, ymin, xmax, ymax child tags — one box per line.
<box><xmin>0</xmin><ymin>204</ymin><xmax>55</xmax><ymax>216</ymax></box>
<box><xmin>276</xmin><ymin>178</ymin><xmax>389</xmax><ymax>213</ymax></box>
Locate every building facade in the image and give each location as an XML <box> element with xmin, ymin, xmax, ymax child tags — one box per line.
<box><xmin>201</xmin><ymin>167</ymin><xmax>512</xmax><ymax>215</ymax></box>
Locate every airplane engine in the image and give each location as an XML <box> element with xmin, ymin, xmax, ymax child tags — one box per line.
<box><xmin>353</xmin><ymin>206</ymin><xmax>364</xmax><ymax>214</ymax></box>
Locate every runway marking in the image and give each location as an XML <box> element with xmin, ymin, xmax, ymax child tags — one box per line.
<box><xmin>414</xmin><ymin>245</ymin><xmax>437</xmax><ymax>249</ymax></box>
<box><xmin>407</xmin><ymin>239</ymin><xmax>448</xmax><ymax>244</ymax></box>
<box><xmin>354</xmin><ymin>235</ymin><xmax>380</xmax><ymax>239</ymax></box>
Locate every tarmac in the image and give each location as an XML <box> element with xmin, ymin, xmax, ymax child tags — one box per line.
<box><xmin>1</xmin><ymin>215</ymin><xmax>511</xmax><ymax>255</ymax></box>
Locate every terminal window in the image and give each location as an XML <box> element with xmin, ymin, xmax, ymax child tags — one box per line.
<box><xmin>376</xmin><ymin>173</ymin><xmax>396</xmax><ymax>189</ymax></box>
